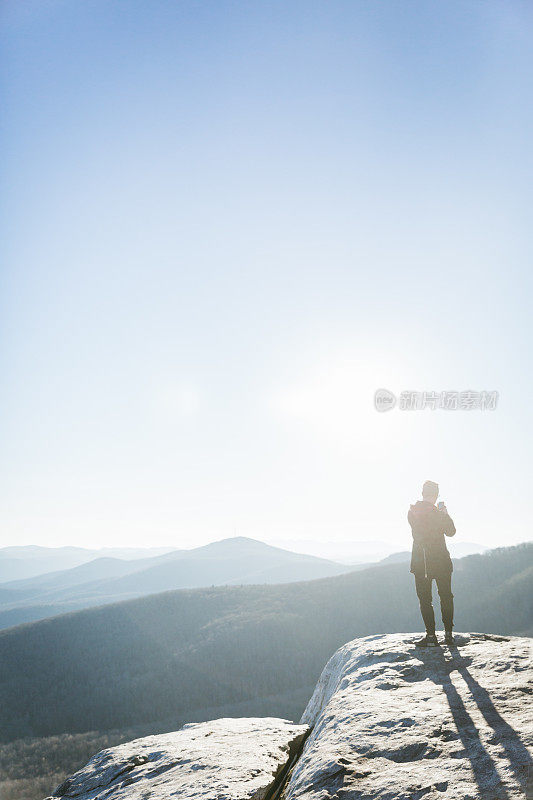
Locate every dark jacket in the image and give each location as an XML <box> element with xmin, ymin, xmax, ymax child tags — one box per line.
<box><xmin>408</xmin><ymin>500</ymin><xmax>456</xmax><ymax>579</ymax></box>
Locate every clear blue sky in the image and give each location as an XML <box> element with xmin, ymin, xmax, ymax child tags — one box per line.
<box><xmin>1</xmin><ymin>1</ymin><xmax>532</xmax><ymax>551</ymax></box>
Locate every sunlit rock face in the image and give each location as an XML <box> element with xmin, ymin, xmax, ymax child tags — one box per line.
<box><xmin>46</xmin><ymin>717</ymin><xmax>309</xmax><ymax>800</ymax></box>
<box><xmin>284</xmin><ymin>632</ymin><xmax>533</xmax><ymax>800</ymax></box>
<box><xmin>45</xmin><ymin>634</ymin><xmax>532</xmax><ymax>800</ymax></box>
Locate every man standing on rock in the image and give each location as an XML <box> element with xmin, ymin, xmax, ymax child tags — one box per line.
<box><xmin>408</xmin><ymin>480</ymin><xmax>456</xmax><ymax>647</ymax></box>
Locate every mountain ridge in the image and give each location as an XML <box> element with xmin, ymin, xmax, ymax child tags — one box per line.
<box><xmin>0</xmin><ymin>537</ymin><xmax>353</xmax><ymax>628</ymax></box>
<box><xmin>0</xmin><ymin>542</ymin><xmax>530</xmax><ymax>745</ymax></box>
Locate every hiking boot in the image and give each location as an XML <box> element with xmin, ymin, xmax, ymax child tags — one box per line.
<box><xmin>415</xmin><ymin>633</ymin><xmax>440</xmax><ymax>647</ymax></box>
<box><xmin>444</xmin><ymin>631</ymin><xmax>455</xmax><ymax>646</ymax></box>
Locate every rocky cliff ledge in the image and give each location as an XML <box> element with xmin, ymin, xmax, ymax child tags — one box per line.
<box><xmin>286</xmin><ymin>633</ymin><xmax>532</xmax><ymax>799</ymax></box>
<box><xmin>47</xmin><ymin>633</ymin><xmax>532</xmax><ymax>800</ymax></box>
<box><xmin>45</xmin><ymin>717</ymin><xmax>309</xmax><ymax>800</ymax></box>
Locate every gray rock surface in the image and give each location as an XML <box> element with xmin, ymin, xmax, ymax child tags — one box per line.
<box><xmin>46</xmin><ymin>717</ymin><xmax>309</xmax><ymax>800</ymax></box>
<box><xmin>284</xmin><ymin>633</ymin><xmax>532</xmax><ymax>800</ymax></box>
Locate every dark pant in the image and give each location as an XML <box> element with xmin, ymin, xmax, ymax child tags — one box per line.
<box><xmin>415</xmin><ymin>573</ymin><xmax>454</xmax><ymax>634</ymax></box>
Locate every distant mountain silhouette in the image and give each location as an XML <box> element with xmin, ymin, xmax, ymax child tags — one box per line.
<box><xmin>0</xmin><ymin>537</ymin><xmax>354</xmax><ymax>628</ymax></box>
<box><xmin>0</xmin><ymin>547</ymin><xmax>96</xmax><ymax>583</ymax></box>
<box><xmin>1</xmin><ymin>551</ymin><xmax>182</xmax><ymax>594</ymax></box>
<box><xmin>374</xmin><ymin>543</ymin><xmax>489</xmax><ymax>563</ymax></box>
<box><xmin>447</xmin><ymin>540</ymin><xmax>489</xmax><ymax>558</ymax></box>
<box><xmin>377</xmin><ymin>550</ymin><xmax>411</xmax><ymax>564</ymax></box>
<box><xmin>268</xmin><ymin>538</ymin><xmax>489</xmax><ymax>564</ymax></box>
<box><xmin>0</xmin><ymin>545</ymin><xmax>175</xmax><ymax>583</ymax></box>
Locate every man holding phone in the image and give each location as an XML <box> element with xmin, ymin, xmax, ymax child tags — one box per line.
<box><xmin>408</xmin><ymin>480</ymin><xmax>456</xmax><ymax>646</ymax></box>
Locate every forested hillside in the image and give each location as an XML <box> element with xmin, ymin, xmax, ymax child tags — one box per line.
<box><xmin>0</xmin><ymin>543</ymin><xmax>530</xmax><ymax>745</ymax></box>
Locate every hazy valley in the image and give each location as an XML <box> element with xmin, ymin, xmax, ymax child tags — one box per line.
<box><xmin>0</xmin><ymin>541</ymin><xmax>531</xmax><ymax>799</ymax></box>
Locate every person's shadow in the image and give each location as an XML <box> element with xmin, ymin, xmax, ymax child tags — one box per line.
<box><xmin>415</xmin><ymin>644</ymin><xmax>532</xmax><ymax>799</ymax></box>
